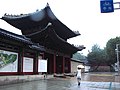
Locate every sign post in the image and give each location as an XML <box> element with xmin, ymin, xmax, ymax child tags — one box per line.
<box><xmin>116</xmin><ymin>44</ymin><xmax>120</xmax><ymax>75</ymax></box>
<box><xmin>100</xmin><ymin>0</ymin><xmax>114</xmax><ymax>13</ymax></box>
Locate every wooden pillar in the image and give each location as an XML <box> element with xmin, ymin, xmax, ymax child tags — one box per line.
<box><xmin>69</xmin><ymin>58</ymin><xmax>71</xmax><ymax>73</ymax></box>
<box><xmin>62</xmin><ymin>56</ymin><xmax>65</xmax><ymax>73</ymax></box>
<box><xmin>33</xmin><ymin>51</ymin><xmax>39</xmax><ymax>74</ymax></box>
<box><xmin>53</xmin><ymin>53</ymin><xmax>56</xmax><ymax>74</ymax></box>
<box><xmin>18</xmin><ymin>48</ymin><xmax>24</xmax><ymax>75</ymax></box>
<box><xmin>48</xmin><ymin>54</ymin><xmax>53</xmax><ymax>74</ymax></box>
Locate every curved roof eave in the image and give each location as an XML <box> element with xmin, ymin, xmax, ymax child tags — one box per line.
<box><xmin>1</xmin><ymin>4</ymin><xmax>80</xmax><ymax>39</ymax></box>
<box><xmin>0</xmin><ymin>28</ymin><xmax>45</xmax><ymax>52</ymax></box>
<box><xmin>0</xmin><ymin>28</ymin><xmax>32</xmax><ymax>44</ymax></box>
<box><xmin>26</xmin><ymin>24</ymin><xmax>84</xmax><ymax>54</ymax></box>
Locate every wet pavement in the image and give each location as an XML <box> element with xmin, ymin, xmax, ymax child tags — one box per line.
<box><xmin>81</xmin><ymin>72</ymin><xmax>115</xmax><ymax>82</ymax></box>
<box><xmin>0</xmin><ymin>72</ymin><xmax>120</xmax><ymax>90</ymax></box>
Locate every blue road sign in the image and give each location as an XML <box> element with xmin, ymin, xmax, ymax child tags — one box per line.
<box><xmin>100</xmin><ymin>0</ymin><xmax>114</xmax><ymax>13</ymax></box>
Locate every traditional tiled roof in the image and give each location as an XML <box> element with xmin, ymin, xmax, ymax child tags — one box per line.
<box><xmin>29</xmin><ymin>44</ymin><xmax>45</xmax><ymax>51</ymax></box>
<box><xmin>26</xmin><ymin>23</ymin><xmax>84</xmax><ymax>54</ymax></box>
<box><xmin>1</xmin><ymin>4</ymin><xmax>85</xmax><ymax>54</ymax></box>
<box><xmin>0</xmin><ymin>28</ymin><xmax>45</xmax><ymax>51</ymax></box>
<box><xmin>1</xmin><ymin>4</ymin><xmax>80</xmax><ymax>40</ymax></box>
<box><xmin>0</xmin><ymin>28</ymin><xmax>32</xmax><ymax>44</ymax></box>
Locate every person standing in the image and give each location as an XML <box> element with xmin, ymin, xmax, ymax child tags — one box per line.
<box><xmin>76</xmin><ymin>67</ymin><xmax>82</xmax><ymax>86</ymax></box>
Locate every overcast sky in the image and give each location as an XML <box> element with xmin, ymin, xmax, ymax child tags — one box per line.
<box><xmin>0</xmin><ymin>0</ymin><xmax>120</xmax><ymax>56</ymax></box>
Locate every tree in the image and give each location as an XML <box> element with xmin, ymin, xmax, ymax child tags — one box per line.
<box><xmin>87</xmin><ymin>44</ymin><xmax>106</xmax><ymax>71</ymax></box>
<box><xmin>72</xmin><ymin>52</ymin><xmax>86</xmax><ymax>60</ymax></box>
<box><xmin>106</xmin><ymin>37</ymin><xmax>120</xmax><ymax>67</ymax></box>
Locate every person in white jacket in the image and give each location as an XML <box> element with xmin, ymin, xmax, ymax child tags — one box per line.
<box><xmin>76</xmin><ymin>67</ymin><xmax>82</xmax><ymax>86</ymax></box>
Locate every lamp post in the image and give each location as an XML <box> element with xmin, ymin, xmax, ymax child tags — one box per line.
<box><xmin>116</xmin><ymin>44</ymin><xmax>120</xmax><ymax>75</ymax></box>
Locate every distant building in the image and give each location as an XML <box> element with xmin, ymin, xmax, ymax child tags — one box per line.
<box><xmin>71</xmin><ymin>58</ymin><xmax>85</xmax><ymax>73</ymax></box>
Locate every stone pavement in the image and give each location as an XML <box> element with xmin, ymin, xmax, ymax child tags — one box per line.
<box><xmin>0</xmin><ymin>77</ymin><xmax>119</xmax><ymax>90</ymax></box>
<box><xmin>67</xmin><ymin>81</ymin><xmax>120</xmax><ymax>90</ymax></box>
<box><xmin>0</xmin><ymin>72</ymin><xmax>119</xmax><ymax>90</ymax></box>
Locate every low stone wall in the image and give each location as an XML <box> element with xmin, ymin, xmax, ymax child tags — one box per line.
<box><xmin>0</xmin><ymin>75</ymin><xmax>53</xmax><ymax>86</ymax></box>
<box><xmin>97</xmin><ymin>66</ymin><xmax>110</xmax><ymax>72</ymax></box>
<box><xmin>90</xmin><ymin>66</ymin><xmax>110</xmax><ymax>72</ymax></box>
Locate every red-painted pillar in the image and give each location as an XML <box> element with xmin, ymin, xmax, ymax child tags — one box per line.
<box><xmin>53</xmin><ymin>53</ymin><xmax>56</xmax><ymax>74</ymax></box>
<box><xmin>18</xmin><ymin>48</ymin><xmax>24</xmax><ymax>75</ymax></box>
<box><xmin>69</xmin><ymin>58</ymin><xmax>71</xmax><ymax>73</ymax></box>
<box><xmin>62</xmin><ymin>56</ymin><xmax>65</xmax><ymax>73</ymax></box>
<box><xmin>34</xmin><ymin>52</ymin><xmax>38</xmax><ymax>74</ymax></box>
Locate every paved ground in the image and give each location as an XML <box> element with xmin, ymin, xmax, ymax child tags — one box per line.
<box><xmin>0</xmin><ymin>72</ymin><xmax>119</xmax><ymax>90</ymax></box>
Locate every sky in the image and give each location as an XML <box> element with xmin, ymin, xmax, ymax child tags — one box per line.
<box><xmin>0</xmin><ymin>0</ymin><xmax>120</xmax><ymax>56</ymax></box>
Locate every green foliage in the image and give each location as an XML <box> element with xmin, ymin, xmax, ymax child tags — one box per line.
<box><xmin>72</xmin><ymin>52</ymin><xmax>86</xmax><ymax>60</ymax></box>
<box><xmin>87</xmin><ymin>44</ymin><xmax>107</xmax><ymax>71</ymax></box>
<box><xmin>87</xmin><ymin>44</ymin><xmax>106</xmax><ymax>65</ymax></box>
<box><xmin>106</xmin><ymin>36</ymin><xmax>120</xmax><ymax>65</ymax></box>
<box><xmin>91</xmin><ymin>44</ymin><xmax>101</xmax><ymax>52</ymax></box>
<box><xmin>87</xmin><ymin>37</ymin><xmax>120</xmax><ymax>71</ymax></box>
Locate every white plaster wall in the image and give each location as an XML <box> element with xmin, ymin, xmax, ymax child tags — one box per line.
<box><xmin>71</xmin><ymin>61</ymin><xmax>83</xmax><ymax>73</ymax></box>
